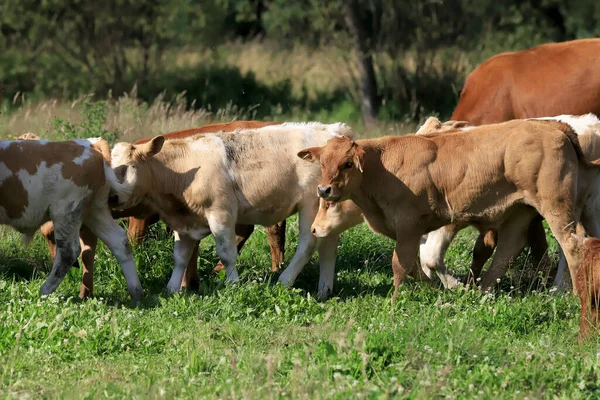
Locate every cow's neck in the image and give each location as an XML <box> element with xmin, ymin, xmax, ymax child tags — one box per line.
<box><xmin>348</xmin><ymin>140</ymin><xmax>401</xmax><ymax>239</ymax></box>
<box><xmin>144</xmin><ymin>149</ymin><xmax>197</xmax><ymax>215</ymax></box>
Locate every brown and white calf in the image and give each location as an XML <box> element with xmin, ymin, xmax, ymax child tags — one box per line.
<box><xmin>107</xmin><ymin>122</ymin><xmax>354</xmax><ymax>300</ymax></box>
<box><xmin>572</xmin><ymin>233</ymin><xmax>600</xmax><ymax>341</ymax></box>
<box><xmin>0</xmin><ymin>137</ymin><xmax>142</xmax><ymax>299</ymax></box>
<box><xmin>299</xmin><ymin>119</ymin><xmax>600</xmax><ymax>299</ymax></box>
<box><xmin>35</xmin><ymin>121</ymin><xmax>287</xmax><ymax>298</ymax></box>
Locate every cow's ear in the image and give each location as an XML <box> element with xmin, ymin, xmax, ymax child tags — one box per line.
<box><xmin>297</xmin><ymin>147</ymin><xmax>322</xmax><ymax>163</ymax></box>
<box><xmin>138</xmin><ymin>136</ymin><xmax>165</xmax><ymax>158</ymax></box>
<box><xmin>444</xmin><ymin>120</ymin><xmax>471</xmax><ymax>129</ymax></box>
<box><xmin>353</xmin><ymin>144</ymin><xmax>365</xmax><ymax>173</ymax></box>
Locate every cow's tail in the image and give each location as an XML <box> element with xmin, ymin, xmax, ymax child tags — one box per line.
<box><xmin>90</xmin><ymin>138</ymin><xmax>112</xmax><ymax>163</ymax></box>
<box><xmin>103</xmin><ymin>161</ymin><xmax>134</xmax><ymax>202</ymax></box>
<box><xmin>561</xmin><ymin>124</ymin><xmax>600</xmax><ymax>167</ymax></box>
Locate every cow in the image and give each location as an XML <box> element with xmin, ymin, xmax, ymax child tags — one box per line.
<box><xmin>34</xmin><ymin>121</ymin><xmax>287</xmax><ymax>298</ymax></box>
<box><xmin>452</xmin><ymin>39</ymin><xmax>600</xmax><ymax>125</ymax></box>
<box><xmin>298</xmin><ymin>119</ymin><xmax>600</xmax><ymax>300</ymax></box>
<box><xmin>0</xmin><ymin>137</ymin><xmax>143</xmax><ymax>299</ymax></box>
<box><xmin>107</xmin><ymin>122</ymin><xmax>354</xmax><ymax>300</ymax></box>
<box><xmin>572</xmin><ymin>233</ymin><xmax>600</xmax><ymax>342</ymax></box>
<box><xmin>448</xmin><ymin>38</ymin><xmax>600</xmax><ymax>286</ymax></box>
<box><xmin>309</xmin><ymin>115</ymin><xmax>470</xmax><ymax>289</ymax></box>
<box><xmin>416</xmin><ymin>115</ymin><xmax>600</xmax><ymax>290</ymax></box>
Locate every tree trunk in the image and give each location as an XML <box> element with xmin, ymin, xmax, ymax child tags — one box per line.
<box><xmin>345</xmin><ymin>0</ymin><xmax>379</xmax><ymax>128</ymax></box>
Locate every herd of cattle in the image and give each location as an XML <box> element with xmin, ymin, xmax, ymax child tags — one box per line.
<box><xmin>2</xmin><ymin>38</ymin><xmax>600</xmax><ymax>341</ymax></box>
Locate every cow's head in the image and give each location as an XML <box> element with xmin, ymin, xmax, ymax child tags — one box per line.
<box><xmin>297</xmin><ymin>136</ymin><xmax>365</xmax><ymax>202</ymax></box>
<box><xmin>108</xmin><ymin>136</ymin><xmax>165</xmax><ymax>209</ymax></box>
<box><xmin>311</xmin><ymin>198</ymin><xmax>364</xmax><ymax>238</ymax></box>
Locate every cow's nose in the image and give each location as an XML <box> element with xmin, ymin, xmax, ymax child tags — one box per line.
<box><xmin>317</xmin><ymin>186</ymin><xmax>332</xmax><ymax>198</ymax></box>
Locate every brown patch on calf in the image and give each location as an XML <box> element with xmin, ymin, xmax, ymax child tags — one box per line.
<box><xmin>0</xmin><ymin>175</ymin><xmax>29</xmax><ymax>218</ymax></box>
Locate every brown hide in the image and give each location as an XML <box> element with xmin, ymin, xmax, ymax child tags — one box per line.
<box><xmin>452</xmin><ymin>39</ymin><xmax>600</xmax><ymax>124</ymax></box>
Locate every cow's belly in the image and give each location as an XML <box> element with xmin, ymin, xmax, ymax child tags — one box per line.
<box><xmin>236</xmin><ymin>202</ymin><xmax>300</xmax><ymax>226</ymax></box>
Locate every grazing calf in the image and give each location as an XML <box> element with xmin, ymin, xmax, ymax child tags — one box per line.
<box><xmin>0</xmin><ymin>137</ymin><xmax>142</xmax><ymax>299</ymax></box>
<box><xmin>108</xmin><ymin>122</ymin><xmax>354</xmax><ymax>300</ymax></box>
<box><xmin>299</xmin><ymin>119</ymin><xmax>600</xmax><ymax>300</ymax></box>
<box><xmin>573</xmin><ymin>234</ymin><xmax>600</xmax><ymax>341</ymax></box>
<box><xmin>36</xmin><ymin>121</ymin><xmax>286</xmax><ymax>298</ymax></box>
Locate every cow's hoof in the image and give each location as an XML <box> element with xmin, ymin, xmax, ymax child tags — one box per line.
<box><xmin>128</xmin><ymin>285</ymin><xmax>144</xmax><ymax>301</ymax></box>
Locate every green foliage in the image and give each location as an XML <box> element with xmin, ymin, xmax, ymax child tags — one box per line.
<box><xmin>52</xmin><ymin>101</ymin><xmax>119</xmax><ymax>144</ymax></box>
<box><xmin>0</xmin><ymin>0</ymin><xmax>590</xmax><ymax>123</ymax></box>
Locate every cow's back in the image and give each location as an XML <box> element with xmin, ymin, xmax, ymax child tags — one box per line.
<box><xmin>181</xmin><ymin>123</ymin><xmax>350</xmax><ymax>225</ymax></box>
<box><xmin>452</xmin><ymin>39</ymin><xmax>600</xmax><ymax>124</ymax></box>
<box><xmin>135</xmin><ymin>121</ymin><xmax>280</xmax><ymax>144</ymax></box>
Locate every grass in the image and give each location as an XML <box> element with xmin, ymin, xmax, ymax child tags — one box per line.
<box><xmin>1</xmin><ymin>217</ymin><xmax>600</xmax><ymax>399</ymax></box>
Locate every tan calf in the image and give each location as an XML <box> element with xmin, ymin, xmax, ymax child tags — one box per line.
<box><xmin>417</xmin><ymin>115</ymin><xmax>600</xmax><ymax>290</ymax></box>
<box><xmin>108</xmin><ymin>122</ymin><xmax>354</xmax><ymax>300</ymax></box>
<box><xmin>0</xmin><ymin>137</ymin><xmax>142</xmax><ymax>299</ymax></box>
<box><xmin>299</xmin><ymin>119</ymin><xmax>600</xmax><ymax>300</ymax></box>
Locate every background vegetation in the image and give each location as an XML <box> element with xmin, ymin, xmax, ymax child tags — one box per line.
<box><xmin>1</xmin><ymin>0</ymin><xmax>600</xmax><ymax>131</ymax></box>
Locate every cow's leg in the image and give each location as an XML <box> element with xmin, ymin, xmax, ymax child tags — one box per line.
<box><xmin>468</xmin><ymin>230</ymin><xmax>497</xmax><ymax>285</ymax></box>
<box><xmin>315</xmin><ymin>234</ymin><xmax>340</xmax><ymax>301</ymax></box>
<box><xmin>278</xmin><ymin>204</ymin><xmax>319</xmax><ymax>288</ymax></box>
<box><xmin>85</xmin><ymin>208</ymin><xmax>143</xmax><ymax>300</ymax></box>
<box><xmin>559</xmin><ymin>210</ymin><xmax>600</xmax><ymax>291</ymax></box>
<box><xmin>546</xmin><ymin>219</ymin><xmax>585</xmax><ymax>296</ymax></box>
<box><xmin>419</xmin><ymin>225</ymin><xmax>461</xmax><ymax>288</ymax></box>
<box><xmin>181</xmin><ymin>245</ymin><xmax>200</xmax><ymax>291</ymax></box>
<box><xmin>208</xmin><ymin>213</ymin><xmax>239</xmax><ymax>282</ymax></box>
<box><xmin>166</xmin><ymin>232</ymin><xmax>202</xmax><ymax>293</ymax></box>
<box><xmin>213</xmin><ymin>224</ymin><xmax>254</xmax><ymax>273</ymax></box>
<box><xmin>527</xmin><ymin>216</ymin><xmax>549</xmax><ymax>268</ymax></box>
<box><xmin>128</xmin><ymin>216</ymin><xmax>153</xmax><ymax>246</ymax></box>
<box><xmin>391</xmin><ymin>236</ymin><xmax>421</xmax><ymax>302</ymax></box>
<box><xmin>266</xmin><ymin>220</ymin><xmax>286</xmax><ymax>271</ymax></box>
<box><xmin>577</xmin><ymin>266</ymin><xmax>592</xmax><ymax>342</ymax></box>
<box><xmin>40</xmin><ymin>216</ymin><xmax>82</xmax><ymax>296</ymax></box>
<box><xmin>40</xmin><ymin>221</ymin><xmax>80</xmax><ymax>269</ymax></box>
<box><xmin>78</xmin><ymin>226</ymin><xmax>98</xmax><ymax>299</ymax></box>
<box><xmin>480</xmin><ymin>213</ymin><xmax>536</xmax><ymax>291</ymax></box>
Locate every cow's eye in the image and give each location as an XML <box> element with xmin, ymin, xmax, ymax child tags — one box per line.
<box><xmin>344</xmin><ymin>161</ymin><xmax>353</xmax><ymax>169</ymax></box>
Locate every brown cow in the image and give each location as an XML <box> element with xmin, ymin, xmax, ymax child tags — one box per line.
<box><xmin>572</xmin><ymin>233</ymin><xmax>600</xmax><ymax>342</ymax></box>
<box><xmin>38</xmin><ymin>121</ymin><xmax>287</xmax><ymax>298</ymax></box>
<box><xmin>450</xmin><ymin>39</ymin><xmax>600</xmax><ymax>284</ymax></box>
<box><xmin>0</xmin><ymin>137</ymin><xmax>142</xmax><ymax>299</ymax></box>
<box><xmin>418</xmin><ymin>115</ymin><xmax>600</xmax><ymax>289</ymax></box>
<box><xmin>300</xmin><ymin>119</ymin><xmax>600</xmax><ymax>300</ymax></box>
<box><xmin>452</xmin><ymin>39</ymin><xmax>600</xmax><ymax>124</ymax></box>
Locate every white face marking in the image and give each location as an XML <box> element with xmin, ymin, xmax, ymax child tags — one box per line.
<box><xmin>529</xmin><ymin>113</ymin><xmax>600</xmax><ymax>135</ymax></box>
<box><xmin>110</xmin><ymin>143</ymin><xmax>131</xmax><ymax>168</ymax></box>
